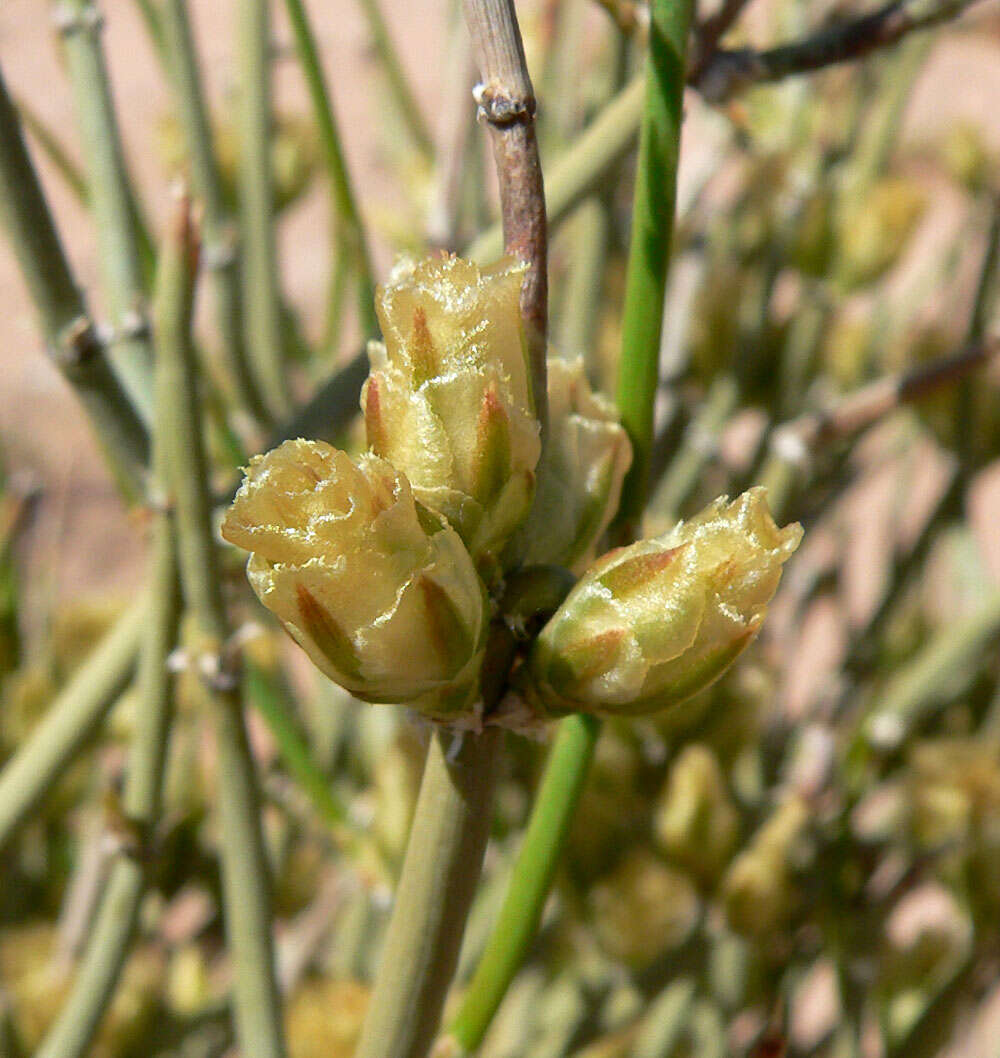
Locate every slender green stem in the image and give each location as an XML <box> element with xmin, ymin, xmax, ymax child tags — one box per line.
<box><xmin>467</xmin><ymin>74</ymin><xmax>644</xmax><ymax>268</ymax></box>
<box><xmin>631</xmin><ymin>978</ymin><xmax>698</xmax><ymax>1058</ymax></box>
<box><xmin>157</xmin><ymin>194</ymin><xmax>286</xmax><ymax>1058</ymax></box>
<box><xmin>237</xmin><ymin>0</ymin><xmax>290</xmax><ymax>418</ymax></box>
<box><xmin>650</xmin><ymin>374</ymin><xmax>739</xmax><ymax>524</ymax></box>
<box><xmin>612</xmin><ymin>0</ymin><xmax>695</xmax><ymax>540</ymax></box>
<box><xmin>0</xmin><ymin>62</ymin><xmax>149</xmax><ymax>502</ymax></box>
<box><xmin>0</xmin><ymin>600</ymin><xmax>144</xmax><ymax>853</ymax></box>
<box><xmin>266</xmin><ymin>347</ymin><xmax>370</xmax><ymax>445</ymax></box>
<box><xmin>131</xmin><ymin>0</ymin><xmax>170</xmax><ymax>68</ymax></box>
<box><xmin>13</xmin><ymin>96</ymin><xmax>89</xmax><ymax>206</ymax></box>
<box><xmin>282</xmin><ymin>0</ymin><xmax>379</xmax><ymax>342</ymax></box>
<box><xmin>862</xmin><ymin>591</ymin><xmax>1000</xmax><ymax>751</ymax></box>
<box><xmin>555</xmin><ymin>197</ymin><xmax>612</xmax><ymax>364</ymax></box>
<box><xmin>443</xmin><ymin>714</ymin><xmax>600</xmax><ymax>1054</ymax></box>
<box><xmin>244</xmin><ymin>659</ymin><xmax>348</xmax><ymax>831</ymax></box>
<box><xmin>160</xmin><ymin>0</ymin><xmax>269</xmax><ymax>423</ymax></box>
<box><xmin>34</xmin><ymin>256</ymin><xmax>181</xmax><ymax>1058</ymax></box>
<box><xmin>55</xmin><ymin>0</ymin><xmax>156</xmax><ymax>417</ymax></box>
<box><xmin>356</xmin><ymin>728</ymin><xmax>502</xmax><ymax>1058</ymax></box>
<box><xmin>355</xmin><ymin>0</ymin><xmax>434</xmax><ymax>160</ymax></box>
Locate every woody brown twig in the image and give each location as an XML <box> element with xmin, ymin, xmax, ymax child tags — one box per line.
<box><xmin>464</xmin><ymin>0</ymin><xmax>549</xmax><ymax>436</ymax></box>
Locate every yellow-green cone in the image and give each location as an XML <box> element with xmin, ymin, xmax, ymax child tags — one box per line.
<box><xmin>527</xmin><ymin>488</ymin><xmax>802</xmax><ymax>718</ymax></box>
<box><xmin>362</xmin><ymin>254</ymin><xmax>541</xmax><ymax>569</ymax></box>
<box><xmin>222</xmin><ymin>440</ymin><xmax>488</xmax><ymax>717</ymax></box>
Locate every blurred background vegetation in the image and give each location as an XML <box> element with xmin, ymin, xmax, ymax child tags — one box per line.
<box><xmin>1</xmin><ymin>0</ymin><xmax>1000</xmax><ymax>1055</ymax></box>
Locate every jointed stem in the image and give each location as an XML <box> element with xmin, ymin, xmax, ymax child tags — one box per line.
<box><xmin>34</xmin><ymin>290</ymin><xmax>180</xmax><ymax>1058</ymax></box>
<box><xmin>464</xmin><ymin>0</ymin><xmax>549</xmax><ymax>438</ymax></box>
<box><xmin>0</xmin><ymin>61</ymin><xmax>149</xmax><ymax>502</ymax></box>
<box><xmin>160</xmin><ymin>0</ymin><xmax>269</xmax><ymax>424</ymax></box>
<box><xmin>56</xmin><ymin>0</ymin><xmax>156</xmax><ymax>417</ymax></box>
<box><xmin>157</xmin><ymin>193</ymin><xmax>286</xmax><ymax>1058</ymax></box>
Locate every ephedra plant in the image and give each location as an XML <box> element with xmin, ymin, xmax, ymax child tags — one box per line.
<box><xmin>0</xmin><ymin>0</ymin><xmax>998</xmax><ymax>1057</ymax></box>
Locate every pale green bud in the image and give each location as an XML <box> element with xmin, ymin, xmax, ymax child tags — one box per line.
<box><xmin>527</xmin><ymin>488</ymin><xmax>802</xmax><ymax>718</ymax></box>
<box><xmin>222</xmin><ymin>440</ymin><xmax>488</xmax><ymax>716</ymax></box>
<box><xmin>362</xmin><ymin>254</ymin><xmax>541</xmax><ymax>567</ymax></box>
<box><xmin>514</xmin><ymin>356</ymin><xmax>632</xmax><ymax>573</ymax></box>
<box><xmin>654</xmin><ymin>744</ymin><xmax>740</xmax><ymax>884</ymax></box>
<box><xmin>589</xmin><ymin>850</ymin><xmax>700</xmax><ymax>969</ymax></box>
<box><xmin>722</xmin><ymin>795</ymin><xmax>809</xmax><ymax>937</ymax></box>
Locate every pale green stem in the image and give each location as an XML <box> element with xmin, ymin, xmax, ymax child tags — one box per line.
<box><xmin>283</xmin><ymin>0</ymin><xmax>380</xmax><ymax>342</ymax></box>
<box><xmin>56</xmin><ymin>0</ymin><xmax>156</xmax><ymax>416</ymax></box>
<box><xmin>355</xmin><ymin>0</ymin><xmax>434</xmax><ymax>160</ymax></box>
<box><xmin>862</xmin><ymin>592</ymin><xmax>1000</xmax><ymax>751</ymax></box>
<box><xmin>0</xmin><ymin>600</ymin><xmax>144</xmax><ymax>853</ymax></box>
<box><xmin>34</xmin><ymin>252</ymin><xmax>181</xmax><ymax>1057</ymax></box>
<box><xmin>0</xmin><ymin>62</ymin><xmax>149</xmax><ymax>501</ymax></box>
<box><xmin>237</xmin><ymin>0</ymin><xmax>290</xmax><ymax>418</ymax></box>
<box><xmin>631</xmin><ymin>978</ymin><xmax>698</xmax><ymax>1058</ymax></box>
<box><xmin>356</xmin><ymin>728</ymin><xmax>502</xmax><ymax>1058</ymax></box>
<box><xmin>158</xmin><ymin>194</ymin><xmax>286</xmax><ymax>1058</ymax></box>
<box><xmin>160</xmin><ymin>0</ymin><xmax>269</xmax><ymax>423</ymax></box>
<box><xmin>14</xmin><ymin>96</ymin><xmax>89</xmax><ymax>206</ymax></box>
<box><xmin>650</xmin><ymin>374</ymin><xmax>739</xmax><ymax>524</ymax></box>
<box><xmin>555</xmin><ymin>197</ymin><xmax>612</xmax><ymax>365</ymax></box>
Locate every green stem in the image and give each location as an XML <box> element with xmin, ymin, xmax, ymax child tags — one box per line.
<box><xmin>650</xmin><ymin>374</ymin><xmax>739</xmax><ymax>524</ymax></box>
<box><xmin>244</xmin><ymin>660</ymin><xmax>348</xmax><ymax>831</ymax></box>
<box><xmin>555</xmin><ymin>197</ymin><xmax>612</xmax><ymax>365</ymax></box>
<box><xmin>444</xmin><ymin>714</ymin><xmax>600</xmax><ymax>1054</ymax></box>
<box><xmin>14</xmin><ymin>96</ymin><xmax>89</xmax><ymax>206</ymax></box>
<box><xmin>157</xmin><ymin>195</ymin><xmax>286</xmax><ymax>1058</ymax></box>
<box><xmin>355</xmin><ymin>0</ymin><xmax>434</xmax><ymax>160</ymax></box>
<box><xmin>34</xmin><ymin>273</ymin><xmax>181</xmax><ymax>1058</ymax></box>
<box><xmin>861</xmin><ymin>591</ymin><xmax>1000</xmax><ymax>752</ymax></box>
<box><xmin>131</xmin><ymin>0</ymin><xmax>170</xmax><ymax>68</ymax></box>
<box><xmin>0</xmin><ymin>62</ymin><xmax>149</xmax><ymax>502</ymax></box>
<box><xmin>237</xmin><ymin>0</ymin><xmax>290</xmax><ymax>418</ymax></box>
<box><xmin>466</xmin><ymin>74</ymin><xmax>644</xmax><ymax>266</ymax></box>
<box><xmin>356</xmin><ymin>728</ymin><xmax>501</xmax><ymax>1058</ymax></box>
<box><xmin>0</xmin><ymin>600</ymin><xmax>144</xmax><ymax>853</ymax></box>
<box><xmin>56</xmin><ymin>0</ymin><xmax>156</xmax><ymax>417</ymax></box>
<box><xmin>265</xmin><ymin>347</ymin><xmax>370</xmax><ymax>446</ymax></box>
<box><xmin>282</xmin><ymin>0</ymin><xmax>380</xmax><ymax>342</ymax></box>
<box><xmin>160</xmin><ymin>0</ymin><xmax>269</xmax><ymax>424</ymax></box>
<box><xmin>612</xmin><ymin>0</ymin><xmax>695</xmax><ymax>540</ymax></box>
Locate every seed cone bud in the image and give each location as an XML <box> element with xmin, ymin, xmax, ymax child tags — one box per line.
<box><xmin>654</xmin><ymin>744</ymin><xmax>740</xmax><ymax>885</ymax></box>
<box><xmin>222</xmin><ymin>440</ymin><xmax>488</xmax><ymax>716</ymax></box>
<box><xmin>362</xmin><ymin>254</ymin><xmax>541</xmax><ymax>568</ymax></box>
<box><xmin>513</xmin><ymin>356</ymin><xmax>632</xmax><ymax>573</ymax></box>
<box><xmin>527</xmin><ymin>488</ymin><xmax>802</xmax><ymax>718</ymax></box>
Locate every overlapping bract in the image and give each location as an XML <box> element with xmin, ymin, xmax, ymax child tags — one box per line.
<box><xmin>363</xmin><ymin>255</ymin><xmax>541</xmax><ymax>568</ymax></box>
<box><xmin>513</xmin><ymin>357</ymin><xmax>632</xmax><ymax>573</ymax></box>
<box><xmin>221</xmin><ymin>441</ymin><xmax>488</xmax><ymax>716</ymax></box>
<box><xmin>527</xmin><ymin>488</ymin><xmax>802</xmax><ymax>717</ymax></box>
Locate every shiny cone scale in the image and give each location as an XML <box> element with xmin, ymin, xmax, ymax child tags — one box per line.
<box><xmin>222</xmin><ymin>441</ymin><xmax>488</xmax><ymax>717</ymax></box>
<box><xmin>363</xmin><ymin>254</ymin><xmax>541</xmax><ymax>568</ymax></box>
<box><xmin>528</xmin><ymin>488</ymin><xmax>802</xmax><ymax>717</ymax></box>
